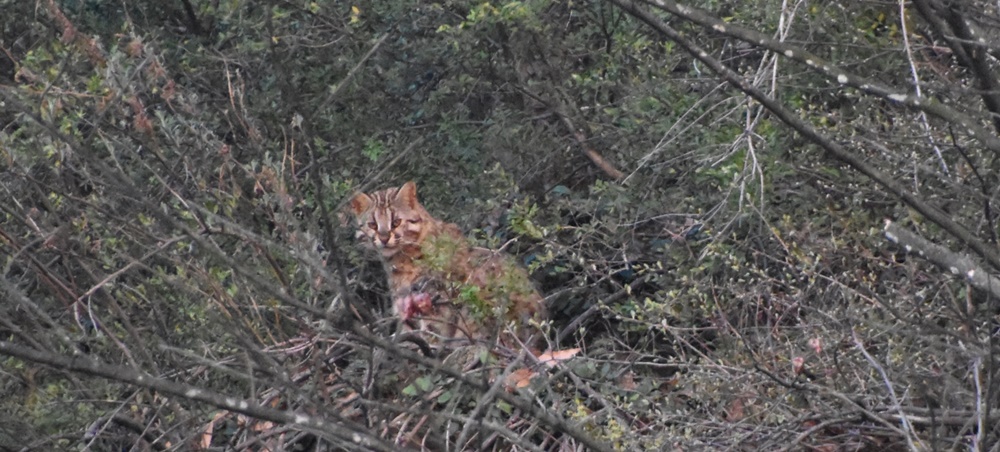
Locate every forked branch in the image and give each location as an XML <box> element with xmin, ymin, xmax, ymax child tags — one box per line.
<box><xmin>624</xmin><ymin>0</ymin><xmax>1000</xmax><ymax>157</ymax></box>
<box><xmin>911</xmin><ymin>0</ymin><xmax>1000</xmax><ymax>135</ymax></box>
<box><xmin>608</xmin><ymin>0</ymin><xmax>1000</xmax><ymax>272</ymax></box>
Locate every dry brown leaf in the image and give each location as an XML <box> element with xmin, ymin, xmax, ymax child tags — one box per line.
<box><xmin>618</xmin><ymin>371</ymin><xmax>637</xmax><ymax>391</ymax></box>
<box><xmin>536</xmin><ymin>347</ymin><xmax>581</xmax><ymax>367</ymax></box>
<box><xmin>252</xmin><ymin>420</ymin><xmax>275</xmax><ymax>432</ymax></box>
<box><xmin>725</xmin><ymin>397</ymin><xmax>745</xmax><ymax>422</ymax></box>
<box><xmin>198</xmin><ymin>411</ymin><xmax>225</xmax><ymax>449</ymax></box>
<box><xmin>506</xmin><ymin>368</ymin><xmax>536</xmax><ymax>389</ymax></box>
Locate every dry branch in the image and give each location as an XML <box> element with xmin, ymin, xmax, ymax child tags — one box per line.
<box><xmin>911</xmin><ymin>0</ymin><xmax>1000</xmax><ymax>136</ymax></box>
<box><xmin>44</xmin><ymin>0</ymin><xmax>106</xmax><ymax>66</ymax></box>
<box><xmin>624</xmin><ymin>0</ymin><xmax>1000</xmax><ymax>157</ymax></box>
<box><xmin>0</xmin><ymin>92</ymin><xmax>614</xmax><ymax>449</ymax></box>
<box><xmin>884</xmin><ymin>220</ymin><xmax>1000</xmax><ymax>304</ymax></box>
<box><xmin>559</xmin><ymin>112</ymin><xmax>625</xmax><ymax>181</ymax></box>
<box><xmin>0</xmin><ymin>340</ymin><xmax>401</xmax><ymax>451</ymax></box>
<box><xmin>308</xmin><ymin>33</ymin><xmax>390</xmax><ymax>124</ymax></box>
<box><xmin>607</xmin><ymin>0</ymin><xmax>1000</xmax><ymax>273</ymax></box>
<box><xmin>518</xmin><ymin>87</ymin><xmax>624</xmax><ymax>181</ymax></box>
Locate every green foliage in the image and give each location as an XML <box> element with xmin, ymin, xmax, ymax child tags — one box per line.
<box><xmin>3</xmin><ymin>0</ymin><xmax>1000</xmax><ymax>449</ymax></box>
<box><xmin>361</xmin><ymin>136</ymin><xmax>386</xmax><ymax>162</ymax></box>
<box><xmin>507</xmin><ymin>199</ymin><xmax>544</xmax><ymax>239</ymax></box>
<box><xmin>402</xmin><ymin>374</ymin><xmax>436</xmax><ymax>397</ymax></box>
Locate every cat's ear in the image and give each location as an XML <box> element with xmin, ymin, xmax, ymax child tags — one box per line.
<box><xmin>349</xmin><ymin>192</ymin><xmax>373</xmax><ymax>216</ymax></box>
<box><xmin>395</xmin><ymin>181</ymin><xmax>419</xmax><ymax>208</ymax></box>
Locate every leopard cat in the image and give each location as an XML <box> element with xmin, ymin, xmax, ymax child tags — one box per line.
<box><xmin>349</xmin><ymin>181</ymin><xmax>546</xmax><ymax>350</ymax></box>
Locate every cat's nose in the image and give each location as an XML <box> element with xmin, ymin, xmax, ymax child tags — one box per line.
<box><xmin>377</xmin><ymin>232</ymin><xmax>391</xmax><ymax>244</ymax></box>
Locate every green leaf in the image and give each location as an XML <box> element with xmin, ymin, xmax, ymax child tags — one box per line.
<box><xmin>361</xmin><ymin>137</ymin><xmax>385</xmax><ymax>162</ymax></box>
<box><xmin>415</xmin><ymin>376</ymin><xmax>433</xmax><ymax>392</ymax></box>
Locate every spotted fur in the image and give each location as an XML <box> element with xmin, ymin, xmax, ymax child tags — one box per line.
<box><xmin>349</xmin><ymin>181</ymin><xmax>546</xmax><ymax>349</ymax></box>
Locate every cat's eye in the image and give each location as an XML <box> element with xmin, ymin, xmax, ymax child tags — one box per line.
<box><xmin>391</xmin><ymin>219</ymin><xmax>402</xmax><ymax>228</ymax></box>
<box><xmin>408</xmin><ymin>219</ymin><xmax>421</xmax><ymax>224</ymax></box>
<box><xmin>367</xmin><ymin>221</ymin><xmax>377</xmax><ymax>229</ymax></box>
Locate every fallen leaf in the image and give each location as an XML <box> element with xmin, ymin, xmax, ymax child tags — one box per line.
<box><xmin>726</xmin><ymin>397</ymin><xmax>745</xmax><ymax>422</ymax></box>
<box><xmin>251</xmin><ymin>420</ymin><xmax>275</xmax><ymax>432</ymax></box>
<box><xmin>536</xmin><ymin>348</ymin><xmax>581</xmax><ymax>367</ymax></box>
<box><xmin>618</xmin><ymin>371</ymin><xmax>637</xmax><ymax>391</ymax></box>
<box><xmin>505</xmin><ymin>368</ymin><xmax>536</xmax><ymax>389</ymax></box>
<box><xmin>199</xmin><ymin>411</ymin><xmax>229</xmax><ymax>449</ymax></box>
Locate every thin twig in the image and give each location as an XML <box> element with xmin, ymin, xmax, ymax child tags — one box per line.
<box><xmin>778</xmin><ymin>417</ymin><xmax>853</xmax><ymax>452</ymax></box>
<box><xmin>851</xmin><ymin>329</ymin><xmax>921</xmax><ymax>451</ymax></box>
<box><xmin>517</xmin><ymin>87</ymin><xmax>624</xmax><ymax>180</ymax></box>
<box><xmin>309</xmin><ymin>33</ymin><xmax>390</xmax><ymax>122</ymax></box>
<box><xmin>0</xmin><ymin>340</ymin><xmax>401</xmax><ymax>452</ymax></box>
<box><xmin>606</xmin><ymin>0</ymin><xmax>1000</xmax><ymax>272</ymax></box>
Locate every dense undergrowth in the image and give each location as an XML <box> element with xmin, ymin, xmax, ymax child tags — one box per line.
<box><xmin>2</xmin><ymin>0</ymin><xmax>1000</xmax><ymax>450</ymax></box>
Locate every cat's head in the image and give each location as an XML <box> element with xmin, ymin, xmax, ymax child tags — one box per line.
<box><xmin>349</xmin><ymin>181</ymin><xmax>431</xmax><ymax>256</ymax></box>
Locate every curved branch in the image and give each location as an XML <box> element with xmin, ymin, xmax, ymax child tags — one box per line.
<box><xmin>608</xmin><ymin>0</ymin><xmax>1000</xmax><ymax>271</ymax></box>
<box><xmin>0</xmin><ymin>341</ymin><xmax>401</xmax><ymax>452</ymax></box>
<box><xmin>345</xmin><ymin>325</ymin><xmax>615</xmax><ymax>452</ymax></box>
<box><xmin>518</xmin><ymin>87</ymin><xmax>625</xmax><ymax>181</ymax></box>
<box><xmin>911</xmin><ymin>0</ymin><xmax>1000</xmax><ymax>135</ymax></box>
<box><xmin>631</xmin><ymin>0</ymin><xmax>1000</xmax><ymax>158</ymax></box>
<box><xmin>84</xmin><ymin>413</ymin><xmax>169</xmax><ymax>451</ymax></box>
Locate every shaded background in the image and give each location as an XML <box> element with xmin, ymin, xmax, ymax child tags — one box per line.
<box><xmin>2</xmin><ymin>0</ymin><xmax>999</xmax><ymax>449</ymax></box>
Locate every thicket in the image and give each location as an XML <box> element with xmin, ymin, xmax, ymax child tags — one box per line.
<box><xmin>2</xmin><ymin>0</ymin><xmax>1000</xmax><ymax>450</ymax></box>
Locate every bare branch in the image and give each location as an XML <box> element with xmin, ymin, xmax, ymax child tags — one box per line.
<box><xmin>851</xmin><ymin>330</ymin><xmax>921</xmax><ymax>451</ymax></box>
<box><xmin>0</xmin><ymin>340</ymin><xmax>402</xmax><ymax>452</ymax></box>
<box><xmin>631</xmin><ymin>0</ymin><xmax>1000</xmax><ymax>158</ymax></box>
<box><xmin>608</xmin><ymin>0</ymin><xmax>1000</xmax><ymax>272</ymax></box>
<box><xmin>911</xmin><ymin>0</ymin><xmax>1000</xmax><ymax>135</ymax></box>
<box><xmin>518</xmin><ymin>87</ymin><xmax>625</xmax><ymax>181</ymax></box>
<box><xmin>884</xmin><ymin>220</ymin><xmax>1000</xmax><ymax>304</ymax></box>
<box><xmin>308</xmin><ymin>33</ymin><xmax>390</xmax><ymax>125</ymax></box>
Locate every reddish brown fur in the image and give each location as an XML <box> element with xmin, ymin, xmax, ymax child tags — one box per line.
<box><xmin>349</xmin><ymin>182</ymin><xmax>546</xmax><ymax>349</ymax></box>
